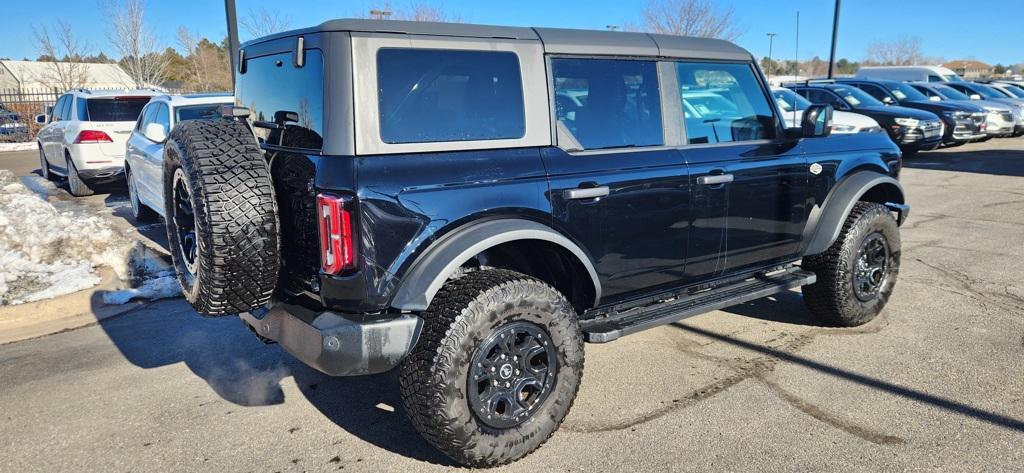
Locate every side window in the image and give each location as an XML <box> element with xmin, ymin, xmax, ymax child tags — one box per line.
<box><xmin>51</xmin><ymin>96</ymin><xmax>67</xmax><ymax>122</ymax></box>
<box><xmin>928</xmin><ymin>75</ymin><xmax>942</xmax><ymax>82</ymax></box>
<box><xmin>677</xmin><ymin>62</ymin><xmax>775</xmax><ymax>145</ymax></box>
<box><xmin>136</xmin><ymin>104</ymin><xmax>157</xmax><ymax>132</ymax></box>
<box><xmin>60</xmin><ymin>96</ymin><xmax>74</xmax><ymax>121</ymax></box>
<box><xmin>858</xmin><ymin>84</ymin><xmax>890</xmax><ymax>102</ymax></box>
<box><xmin>377</xmin><ymin>48</ymin><xmax>525</xmax><ymax>144</ymax></box>
<box><xmin>154</xmin><ymin>103</ymin><xmax>170</xmax><ymax>132</ymax></box>
<box><xmin>76</xmin><ymin>97</ymin><xmax>88</xmax><ymax>121</ymax></box>
<box><xmin>806</xmin><ymin>89</ymin><xmax>842</xmax><ymax>109</ymax></box>
<box><xmin>551</xmin><ymin>58</ymin><xmax>662</xmax><ymax>150</ymax></box>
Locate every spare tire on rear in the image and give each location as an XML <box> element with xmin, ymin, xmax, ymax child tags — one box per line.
<box><xmin>163</xmin><ymin>119</ymin><xmax>280</xmax><ymax>316</ymax></box>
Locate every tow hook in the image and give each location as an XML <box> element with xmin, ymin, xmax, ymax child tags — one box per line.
<box><xmin>884</xmin><ymin>202</ymin><xmax>910</xmax><ymax>226</ymax></box>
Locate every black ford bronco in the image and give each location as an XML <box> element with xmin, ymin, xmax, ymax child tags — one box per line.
<box><xmin>161</xmin><ymin>19</ymin><xmax>908</xmax><ymax>467</ymax></box>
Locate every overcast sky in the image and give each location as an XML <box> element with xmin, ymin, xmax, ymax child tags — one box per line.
<box><xmin>3</xmin><ymin>0</ymin><xmax>1021</xmax><ymax>66</ymax></box>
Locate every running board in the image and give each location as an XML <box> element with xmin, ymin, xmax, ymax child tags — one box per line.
<box><xmin>581</xmin><ymin>268</ymin><xmax>816</xmax><ymax>343</ymax></box>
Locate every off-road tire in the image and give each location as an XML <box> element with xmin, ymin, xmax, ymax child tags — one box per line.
<box><xmin>399</xmin><ymin>269</ymin><xmax>584</xmax><ymax>468</ymax></box>
<box><xmin>163</xmin><ymin>119</ymin><xmax>279</xmax><ymax>316</ymax></box>
<box><xmin>66</xmin><ymin>154</ymin><xmax>94</xmax><ymax>197</ymax></box>
<box><xmin>802</xmin><ymin>202</ymin><xmax>900</xmax><ymax>326</ymax></box>
<box><xmin>126</xmin><ymin>166</ymin><xmax>157</xmax><ymax>222</ymax></box>
<box><xmin>38</xmin><ymin>145</ymin><xmax>52</xmax><ymax>180</ymax></box>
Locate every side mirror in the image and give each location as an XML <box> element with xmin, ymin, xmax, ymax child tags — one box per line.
<box><xmin>144</xmin><ymin>122</ymin><xmax>167</xmax><ymax>142</ymax></box>
<box><xmin>969</xmin><ymin>94</ymin><xmax>982</xmax><ymax>100</ymax></box>
<box><xmin>34</xmin><ymin>114</ymin><xmax>47</xmax><ymax>124</ymax></box>
<box><xmin>882</xmin><ymin>96</ymin><xmax>894</xmax><ymax>105</ymax></box>
<box><xmin>801</xmin><ymin>104</ymin><xmax>834</xmax><ymax>138</ymax></box>
<box><xmin>928</xmin><ymin>96</ymin><xmax>941</xmax><ymax>102</ymax></box>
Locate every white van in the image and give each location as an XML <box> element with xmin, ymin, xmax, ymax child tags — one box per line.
<box><xmin>856</xmin><ymin>65</ymin><xmax>964</xmax><ymax>83</ymax></box>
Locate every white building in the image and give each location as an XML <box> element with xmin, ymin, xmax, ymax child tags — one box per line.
<box><xmin>0</xmin><ymin>60</ymin><xmax>136</xmax><ymax>91</ymax></box>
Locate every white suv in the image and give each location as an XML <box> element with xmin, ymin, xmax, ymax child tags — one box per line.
<box><xmin>36</xmin><ymin>89</ymin><xmax>159</xmax><ymax>196</ymax></box>
<box><xmin>124</xmin><ymin>93</ymin><xmax>234</xmax><ymax>220</ymax></box>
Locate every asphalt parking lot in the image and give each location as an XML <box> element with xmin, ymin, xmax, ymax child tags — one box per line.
<box><xmin>1</xmin><ymin>140</ymin><xmax>1022</xmax><ymax>472</ymax></box>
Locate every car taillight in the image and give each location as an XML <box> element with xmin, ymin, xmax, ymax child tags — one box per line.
<box><xmin>74</xmin><ymin>130</ymin><xmax>113</xmax><ymax>144</ymax></box>
<box><xmin>317</xmin><ymin>193</ymin><xmax>356</xmax><ymax>274</ymax></box>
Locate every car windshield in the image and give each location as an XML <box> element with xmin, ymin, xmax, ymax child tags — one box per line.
<box><xmin>969</xmin><ymin>84</ymin><xmax>1007</xmax><ymax>99</ymax></box>
<box><xmin>830</xmin><ymin>86</ymin><xmax>883</xmax><ymax>108</ymax></box>
<box><xmin>998</xmin><ymin>84</ymin><xmax>1024</xmax><ymax>98</ymax></box>
<box><xmin>888</xmin><ymin>83</ymin><xmax>928</xmax><ymax>101</ymax></box>
<box><xmin>175</xmin><ymin>103</ymin><xmax>229</xmax><ymax>122</ymax></box>
<box><xmin>933</xmin><ymin>85</ymin><xmax>971</xmax><ymax>101</ymax></box>
<box><xmin>86</xmin><ymin>97</ymin><xmax>150</xmax><ymax>122</ymax></box>
<box><xmin>771</xmin><ymin>88</ymin><xmax>810</xmax><ymax>112</ymax></box>
<box><xmin>683</xmin><ymin>91</ymin><xmax>741</xmax><ymax>119</ymax></box>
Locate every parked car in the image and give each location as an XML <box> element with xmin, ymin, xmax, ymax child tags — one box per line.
<box><xmin>982</xmin><ymin>81</ymin><xmax>1024</xmax><ymax>100</ymax></box>
<box><xmin>909</xmin><ymin>82</ymin><xmax>1017</xmax><ymax>138</ymax></box>
<box><xmin>123</xmin><ymin>93</ymin><xmax>234</xmax><ymax>221</ymax></box>
<box><xmin>836</xmin><ymin>79</ymin><xmax>987</xmax><ymax>146</ymax></box>
<box><xmin>785</xmin><ymin>80</ymin><xmax>943</xmax><ymax>155</ymax></box>
<box><xmin>856</xmin><ymin>65</ymin><xmax>964</xmax><ymax>83</ymax></box>
<box><xmin>35</xmin><ymin>89</ymin><xmax>159</xmax><ymax>196</ymax></box>
<box><xmin>161</xmin><ymin>19</ymin><xmax>908</xmax><ymax>467</ymax></box>
<box><xmin>942</xmin><ymin>82</ymin><xmax>1024</xmax><ymax>136</ymax></box>
<box><xmin>771</xmin><ymin>87</ymin><xmax>883</xmax><ymax>134</ymax></box>
<box><xmin>0</xmin><ymin>104</ymin><xmax>28</xmax><ymax>138</ymax></box>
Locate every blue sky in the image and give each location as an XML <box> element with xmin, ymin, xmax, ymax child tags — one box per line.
<box><xmin>3</xmin><ymin>0</ymin><xmax>1021</xmax><ymax>65</ymax></box>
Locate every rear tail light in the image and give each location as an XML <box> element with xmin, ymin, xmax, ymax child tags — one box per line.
<box><xmin>317</xmin><ymin>193</ymin><xmax>356</xmax><ymax>274</ymax></box>
<box><xmin>73</xmin><ymin>130</ymin><xmax>113</xmax><ymax>144</ymax></box>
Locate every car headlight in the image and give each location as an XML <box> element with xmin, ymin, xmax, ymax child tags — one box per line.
<box><xmin>832</xmin><ymin>124</ymin><xmax>857</xmax><ymax>133</ymax></box>
<box><xmin>894</xmin><ymin>117</ymin><xmax>919</xmax><ymax>127</ymax></box>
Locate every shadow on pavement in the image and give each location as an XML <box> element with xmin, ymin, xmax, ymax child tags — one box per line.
<box><xmin>669</xmin><ymin>322</ymin><xmax>1024</xmax><ymax>433</ymax></box>
<box><xmin>719</xmin><ymin>289</ymin><xmax>825</xmax><ymax>326</ymax></box>
<box><xmin>92</xmin><ymin>297</ymin><xmax>451</xmax><ymax>465</ymax></box>
<box><xmin>905</xmin><ymin>146</ymin><xmax>1024</xmax><ymax>177</ymax></box>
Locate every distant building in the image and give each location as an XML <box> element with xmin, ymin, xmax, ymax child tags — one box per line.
<box><xmin>0</xmin><ymin>60</ymin><xmax>136</xmax><ymax>91</ymax></box>
<box><xmin>942</xmin><ymin>60</ymin><xmax>991</xmax><ymax>80</ymax></box>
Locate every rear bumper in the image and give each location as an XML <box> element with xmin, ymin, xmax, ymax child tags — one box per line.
<box><xmin>77</xmin><ymin>166</ymin><xmax>125</xmax><ymax>183</ymax></box>
<box><xmin>240</xmin><ymin>304</ymin><xmax>422</xmax><ymax>376</ymax></box>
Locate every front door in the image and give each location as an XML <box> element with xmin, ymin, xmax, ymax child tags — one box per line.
<box><xmin>673</xmin><ymin>61</ymin><xmax>809</xmax><ymax>280</ymax></box>
<box><xmin>544</xmin><ymin>57</ymin><xmax>691</xmax><ymax>303</ymax></box>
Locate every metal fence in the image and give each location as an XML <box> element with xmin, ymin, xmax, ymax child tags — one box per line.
<box><xmin>0</xmin><ymin>87</ymin><xmax>193</xmax><ymax>143</ymax></box>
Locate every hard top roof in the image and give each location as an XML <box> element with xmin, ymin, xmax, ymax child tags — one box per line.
<box><xmin>242</xmin><ymin>18</ymin><xmax>751</xmax><ymax>61</ymax></box>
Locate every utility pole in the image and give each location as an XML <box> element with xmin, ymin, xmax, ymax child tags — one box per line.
<box><xmin>225</xmin><ymin>0</ymin><xmax>239</xmax><ymax>91</ymax></box>
<box><xmin>827</xmin><ymin>0</ymin><xmax>841</xmax><ymax>79</ymax></box>
<box><xmin>766</xmin><ymin>32</ymin><xmax>777</xmax><ymax>82</ymax></box>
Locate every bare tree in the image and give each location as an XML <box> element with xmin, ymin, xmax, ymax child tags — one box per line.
<box><xmin>239</xmin><ymin>7</ymin><xmax>292</xmax><ymax>40</ymax></box>
<box><xmin>177</xmin><ymin>27</ymin><xmax>231</xmax><ymax>91</ymax></box>
<box><xmin>866</xmin><ymin>36</ymin><xmax>924</xmax><ymax>66</ymax></box>
<box><xmin>31</xmin><ymin>21</ymin><xmax>91</xmax><ymax>90</ymax></box>
<box><xmin>106</xmin><ymin>0</ymin><xmax>168</xmax><ymax>88</ymax></box>
<box><xmin>636</xmin><ymin>0</ymin><xmax>743</xmax><ymax>40</ymax></box>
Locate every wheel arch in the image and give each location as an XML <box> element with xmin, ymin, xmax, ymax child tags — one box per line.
<box><xmin>389</xmin><ymin>219</ymin><xmax>601</xmax><ymax>313</ymax></box>
<box><xmin>802</xmin><ymin>171</ymin><xmax>906</xmax><ymax>256</ymax></box>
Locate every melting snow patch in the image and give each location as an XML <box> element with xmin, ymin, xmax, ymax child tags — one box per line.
<box><xmin>102</xmin><ymin>243</ymin><xmax>181</xmax><ymax>304</ymax></box>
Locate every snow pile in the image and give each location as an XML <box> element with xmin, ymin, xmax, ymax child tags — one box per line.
<box><xmin>102</xmin><ymin>243</ymin><xmax>181</xmax><ymax>305</ymax></box>
<box><xmin>0</xmin><ymin>142</ymin><xmax>38</xmax><ymax>153</ymax></box>
<box><xmin>0</xmin><ymin>170</ymin><xmax>181</xmax><ymax>305</ymax></box>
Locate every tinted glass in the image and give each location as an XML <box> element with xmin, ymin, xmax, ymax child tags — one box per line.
<box><xmin>999</xmin><ymin>84</ymin><xmax>1024</xmax><ymax>98</ymax></box>
<box><xmin>933</xmin><ymin>84</ymin><xmax>971</xmax><ymax>101</ymax></box>
<box><xmin>237</xmin><ymin>49</ymin><xmax>324</xmax><ymax>149</ymax></box>
<box><xmin>86</xmin><ymin>97</ymin><xmax>150</xmax><ymax>122</ymax></box>
<box><xmin>772</xmin><ymin>88</ymin><xmax>811</xmax><ymax>112</ymax></box>
<box><xmin>887</xmin><ymin>82</ymin><xmax>928</xmax><ymax>101</ymax></box>
<box><xmin>829</xmin><ymin>86</ymin><xmax>883</xmax><ymax>108</ymax></box>
<box><xmin>857</xmin><ymin>84</ymin><xmax>891</xmax><ymax>102</ymax></box>
<box><xmin>175</xmin><ymin>104</ymin><xmax>227</xmax><ymax>122</ymax></box>
<box><xmin>154</xmin><ymin>103</ymin><xmax>170</xmax><ymax>131</ymax></box>
<box><xmin>75</xmin><ymin>97</ymin><xmax>88</xmax><ymax>120</ymax></box>
<box><xmin>972</xmin><ymin>83</ymin><xmax>1009</xmax><ymax>99</ymax></box>
<box><xmin>136</xmin><ymin>103</ymin><xmax>157</xmax><ymax>131</ymax></box>
<box><xmin>52</xmin><ymin>96</ymin><xmax>68</xmax><ymax>122</ymax></box>
<box><xmin>552</xmin><ymin>58</ymin><xmax>662</xmax><ymax>149</ymax></box>
<box><xmin>677</xmin><ymin>62</ymin><xmax>774</xmax><ymax>144</ymax></box>
<box><xmin>377</xmin><ymin>49</ymin><xmax>525</xmax><ymax>144</ymax></box>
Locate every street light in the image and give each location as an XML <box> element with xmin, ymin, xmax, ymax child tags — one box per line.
<box><xmin>766</xmin><ymin>32</ymin><xmax>777</xmax><ymax>82</ymax></box>
<box><xmin>370</xmin><ymin>9</ymin><xmax>392</xmax><ymax>20</ymax></box>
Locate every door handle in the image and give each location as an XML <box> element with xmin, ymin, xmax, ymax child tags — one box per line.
<box><xmin>698</xmin><ymin>174</ymin><xmax>734</xmax><ymax>185</ymax></box>
<box><xmin>564</xmin><ymin>186</ymin><xmax>610</xmax><ymax>200</ymax></box>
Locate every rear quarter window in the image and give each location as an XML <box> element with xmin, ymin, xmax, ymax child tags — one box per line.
<box><xmin>236</xmin><ymin>49</ymin><xmax>324</xmax><ymax>150</ymax></box>
<box><xmin>376</xmin><ymin>48</ymin><xmax>525</xmax><ymax>144</ymax></box>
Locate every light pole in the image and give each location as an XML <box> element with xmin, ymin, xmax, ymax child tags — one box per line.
<box><xmin>766</xmin><ymin>32</ymin><xmax>777</xmax><ymax>82</ymax></box>
<box><xmin>827</xmin><ymin>0</ymin><xmax>841</xmax><ymax>79</ymax></box>
<box><xmin>370</xmin><ymin>9</ymin><xmax>392</xmax><ymax>20</ymax></box>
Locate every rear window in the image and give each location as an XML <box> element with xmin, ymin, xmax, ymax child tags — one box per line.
<box><xmin>176</xmin><ymin>104</ymin><xmax>229</xmax><ymax>122</ymax></box>
<box><xmin>86</xmin><ymin>97</ymin><xmax>150</xmax><ymax>122</ymax></box>
<box><xmin>376</xmin><ymin>48</ymin><xmax>525</xmax><ymax>144</ymax></box>
<box><xmin>237</xmin><ymin>49</ymin><xmax>324</xmax><ymax>150</ymax></box>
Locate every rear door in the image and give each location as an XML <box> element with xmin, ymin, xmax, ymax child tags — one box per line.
<box><xmin>543</xmin><ymin>57</ymin><xmax>692</xmax><ymax>302</ymax></box>
<box><xmin>673</xmin><ymin>61</ymin><xmax>809</xmax><ymax>279</ymax></box>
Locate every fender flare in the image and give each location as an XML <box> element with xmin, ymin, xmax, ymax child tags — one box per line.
<box><xmin>802</xmin><ymin>172</ymin><xmax>906</xmax><ymax>256</ymax></box>
<box><xmin>389</xmin><ymin>219</ymin><xmax>602</xmax><ymax>311</ymax></box>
